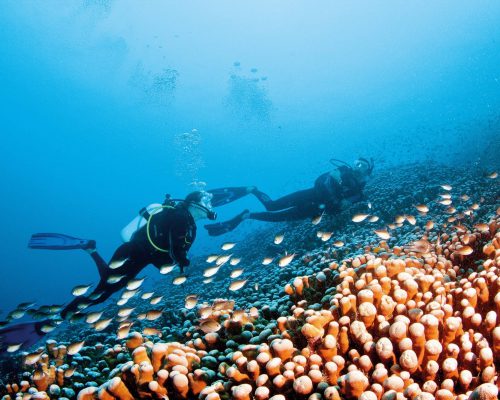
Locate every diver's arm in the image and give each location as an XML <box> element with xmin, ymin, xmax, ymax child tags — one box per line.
<box><xmin>169</xmin><ymin>213</ymin><xmax>193</xmax><ymax>270</ymax></box>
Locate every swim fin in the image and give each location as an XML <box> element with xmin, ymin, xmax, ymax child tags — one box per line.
<box><xmin>0</xmin><ymin>320</ymin><xmax>51</xmax><ymax>353</ymax></box>
<box><xmin>28</xmin><ymin>233</ymin><xmax>96</xmax><ymax>251</ymax></box>
<box><xmin>204</xmin><ymin>209</ymin><xmax>250</xmax><ymax>236</ymax></box>
<box><xmin>208</xmin><ymin>187</ymin><xmax>256</xmax><ymax>207</ymax></box>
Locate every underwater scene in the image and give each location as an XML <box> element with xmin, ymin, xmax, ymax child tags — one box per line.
<box><xmin>0</xmin><ymin>1</ymin><xmax>499</xmax><ymax>399</ymax></box>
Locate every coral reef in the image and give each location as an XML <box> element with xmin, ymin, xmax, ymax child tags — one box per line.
<box><xmin>1</xmin><ymin>164</ymin><xmax>499</xmax><ymax>399</ymax></box>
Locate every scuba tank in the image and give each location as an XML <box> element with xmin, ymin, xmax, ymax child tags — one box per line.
<box><xmin>120</xmin><ymin>203</ymin><xmax>163</xmax><ymax>242</ymax></box>
<box><xmin>120</xmin><ymin>195</ymin><xmax>177</xmax><ymax>243</ymax></box>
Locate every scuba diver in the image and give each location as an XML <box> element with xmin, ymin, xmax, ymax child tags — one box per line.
<box><xmin>205</xmin><ymin>158</ymin><xmax>374</xmax><ymax>236</ymax></box>
<box><xmin>0</xmin><ymin>191</ymin><xmax>216</xmax><ymax>352</ymax></box>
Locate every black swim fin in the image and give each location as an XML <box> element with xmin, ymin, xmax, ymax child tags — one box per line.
<box><xmin>208</xmin><ymin>187</ymin><xmax>256</xmax><ymax>207</ymax></box>
<box><xmin>28</xmin><ymin>233</ymin><xmax>96</xmax><ymax>251</ymax></box>
<box><xmin>0</xmin><ymin>320</ymin><xmax>52</xmax><ymax>353</ymax></box>
<box><xmin>204</xmin><ymin>209</ymin><xmax>250</xmax><ymax>236</ymax></box>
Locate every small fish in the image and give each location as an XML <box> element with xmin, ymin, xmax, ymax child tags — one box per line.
<box><xmin>160</xmin><ymin>264</ymin><xmax>176</xmax><ymax>274</ymax></box>
<box><xmin>312</xmin><ymin>212</ymin><xmax>325</xmax><ymax>225</ymax></box>
<box><xmin>404</xmin><ymin>215</ymin><xmax>417</xmax><ymax>225</ymax></box>
<box><xmin>387</xmin><ymin>223</ymin><xmax>396</xmax><ymax>229</ymax></box>
<box><xmin>333</xmin><ymin>240</ymin><xmax>344</xmax><ymax>247</ymax></box>
<box><xmin>121</xmin><ymin>289</ymin><xmax>139</xmax><ymax>299</ymax></box>
<box><xmin>9</xmin><ymin>310</ymin><xmax>25</xmax><ymax>320</ymax></box>
<box><xmin>216</xmin><ymin>254</ymin><xmax>232</xmax><ymax>266</ymax></box>
<box><xmin>146</xmin><ymin>310</ymin><xmax>162</xmax><ymax>321</ymax></box>
<box><xmin>107</xmin><ymin>275</ymin><xmax>126</xmax><ymax>284</ymax></box>
<box><xmin>86</xmin><ymin>312</ymin><xmax>103</xmax><ymax>324</ymax></box>
<box><xmin>126</xmin><ymin>278</ymin><xmax>145</xmax><ymax>290</ymax></box>
<box><xmin>116</xmin><ymin>322</ymin><xmax>132</xmax><ymax>339</ymax></box>
<box><xmin>439</xmin><ymin>193</ymin><xmax>452</xmax><ymax>199</ymax></box>
<box><xmin>199</xmin><ymin>319</ymin><xmax>221</xmax><ymax>333</ymax></box>
<box><xmin>24</xmin><ymin>352</ymin><xmax>42</xmax><ymax>365</ymax></box>
<box><xmin>274</xmin><ymin>234</ymin><xmax>284</xmax><ymax>245</ymax></box>
<box><xmin>67</xmin><ymin>341</ymin><xmax>85</xmax><ymax>355</ymax></box>
<box><xmin>407</xmin><ymin>239</ymin><xmax>431</xmax><ymax>254</ymax></box>
<box><xmin>150</xmin><ymin>296</ymin><xmax>163</xmax><ymax>305</ymax></box>
<box><xmin>487</xmin><ymin>171</ymin><xmax>498</xmax><ymax>179</ymax></box>
<box><xmin>474</xmin><ymin>223</ymin><xmax>489</xmax><ymax>232</ymax></box>
<box><xmin>141</xmin><ymin>292</ymin><xmax>154</xmax><ymax>300</ymax></box>
<box><xmin>278</xmin><ymin>253</ymin><xmax>295</xmax><ymax>267</ymax></box>
<box><xmin>441</xmin><ymin>184</ymin><xmax>452</xmax><ymax>191</ymax></box>
<box><xmin>77</xmin><ymin>302</ymin><xmax>91</xmax><ymax>311</ymax></box>
<box><xmin>88</xmin><ymin>292</ymin><xmax>103</xmax><ymax>301</ymax></box>
<box><xmin>204</xmin><ymin>265</ymin><xmax>222</xmax><ymax>278</ymax></box>
<box><xmin>374</xmin><ymin>229</ymin><xmax>391</xmax><ymax>240</ymax></box>
<box><xmin>143</xmin><ymin>327</ymin><xmax>162</xmax><ymax>336</ymax></box>
<box><xmin>262</xmin><ymin>257</ymin><xmax>273</xmax><ymax>265</ymax></box>
<box><xmin>185</xmin><ymin>295</ymin><xmax>198</xmax><ymax>309</ymax></box>
<box><xmin>254</xmin><ymin>283</ymin><xmax>259</xmax><ymax>290</ymax></box>
<box><xmin>439</xmin><ymin>199</ymin><xmax>452</xmax><ymax>206</ymax></box>
<box><xmin>109</xmin><ymin>258</ymin><xmax>129</xmax><ymax>270</ymax></box>
<box><xmin>173</xmin><ymin>275</ymin><xmax>187</xmax><ymax>285</ymax></box>
<box><xmin>352</xmin><ymin>213</ymin><xmax>370</xmax><ymax>223</ymax></box>
<box><xmin>471</xmin><ymin>203</ymin><xmax>480</xmax><ymax>210</ymax></box>
<box><xmin>213</xmin><ymin>299</ymin><xmax>235</xmax><ymax>311</ymax></box>
<box><xmin>206</xmin><ymin>255</ymin><xmax>218</xmax><ymax>263</ymax></box>
<box><xmin>229</xmin><ymin>257</ymin><xmax>241</xmax><ymax>266</ymax></box>
<box><xmin>367</xmin><ymin>202</ymin><xmax>372</xmax><ymax>209</ymax></box>
<box><xmin>456</xmin><ymin>246</ymin><xmax>473</xmax><ymax>256</ymax></box>
<box><xmin>230</xmin><ymin>268</ymin><xmax>244</xmax><ymax>278</ymax></box>
<box><xmin>7</xmin><ymin>343</ymin><xmax>23</xmax><ymax>352</ymax></box>
<box><xmin>446</xmin><ymin>206</ymin><xmax>457</xmax><ymax>214</ymax></box>
<box><xmin>425</xmin><ymin>220</ymin><xmax>435</xmax><ymax>230</ymax></box>
<box><xmin>415</xmin><ymin>204</ymin><xmax>429</xmax><ymax>213</ymax></box>
<box><xmin>316</xmin><ymin>231</ymin><xmax>323</xmax><ymax>238</ymax></box>
<box><xmin>394</xmin><ymin>215</ymin><xmax>405</xmax><ymax>224</ymax></box>
<box><xmin>454</xmin><ymin>224</ymin><xmax>467</xmax><ymax>233</ymax></box>
<box><xmin>72</xmin><ymin>285</ymin><xmax>92</xmax><ymax>297</ymax></box>
<box><xmin>40</xmin><ymin>323</ymin><xmax>57</xmax><ymax>333</ymax></box>
<box><xmin>198</xmin><ymin>306</ymin><xmax>213</xmax><ymax>319</ymax></box>
<box><xmin>229</xmin><ymin>279</ymin><xmax>248</xmax><ymax>291</ymax></box>
<box><xmin>320</xmin><ymin>232</ymin><xmax>333</xmax><ymax>242</ymax></box>
<box><xmin>116</xmin><ymin>298</ymin><xmax>128</xmax><ymax>306</ymax></box>
<box><xmin>117</xmin><ymin>307</ymin><xmax>135</xmax><ymax>317</ymax></box>
<box><xmin>203</xmin><ymin>278</ymin><xmax>213</xmax><ymax>284</ymax></box>
<box><xmin>461</xmin><ymin>194</ymin><xmax>470</xmax><ymax>201</ymax></box>
<box><xmin>221</xmin><ymin>242</ymin><xmax>236</xmax><ymax>251</ymax></box>
<box><xmin>94</xmin><ymin>318</ymin><xmax>113</xmax><ymax>331</ymax></box>
<box><xmin>369</xmin><ymin>215</ymin><xmax>379</xmax><ymax>223</ymax></box>
<box><xmin>64</xmin><ymin>368</ymin><xmax>76</xmax><ymax>378</ymax></box>
<box><xmin>17</xmin><ymin>302</ymin><xmax>36</xmax><ymax>310</ymax></box>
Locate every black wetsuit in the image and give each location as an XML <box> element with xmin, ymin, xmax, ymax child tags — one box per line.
<box><xmin>61</xmin><ymin>206</ymin><xmax>196</xmax><ymax>319</ymax></box>
<box><xmin>205</xmin><ymin>167</ymin><xmax>366</xmax><ymax>235</ymax></box>
<box><xmin>249</xmin><ymin>167</ymin><xmax>365</xmax><ymax>221</ymax></box>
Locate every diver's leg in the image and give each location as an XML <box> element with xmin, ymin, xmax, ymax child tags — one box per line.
<box><xmin>253</xmin><ymin>188</ymin><xmax>317</xmax><ymax>211</ymax></box>
<box><xmin>247</xmin><ymin>207</ymin><xmax>307</xmax><ymax>222</ymax></box>
<box><xmin>208</xmin><ymin>187</ymin><xmax>256</xmax><ymax>207</ymax></box>
<box><xmin>204</xmin><ymin>209</ymin><xmax>251</xmax><ymax>236</ymax></box>
<box><xmin>87</xmin><ymin>250</ymin><xmax>109</xmax><ymax>281</ymax></box>
<box><xmin>86</xmin><ymin>242</ymin><xmax>134</xmax><ymax>281</ymax></box>
<box><xmin>60</xmin><ymin>256</ymin><xmax>145</xmax><ymax>320</ymax></box>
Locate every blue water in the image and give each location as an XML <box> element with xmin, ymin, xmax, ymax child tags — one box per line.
<box><xmin>1</xmin><ymin>1</ymin><xmax>499</xmax><ymax>316</ymax></box>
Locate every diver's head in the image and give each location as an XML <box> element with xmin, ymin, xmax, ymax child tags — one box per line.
<box><xmin>184</xmin><ymin>191</ymin><xmax>217</xmax><ymax>221</ymax></box>
<box><xmin>353</xmin><ymin>158</ymin><xmax>374</xmax><ymax>182</ymax></box>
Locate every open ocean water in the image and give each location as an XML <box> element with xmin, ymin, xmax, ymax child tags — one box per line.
<box><xmin>0</xmin><ymin>1</ymin><xmax>499</xmax><ymax>398</ymax></box>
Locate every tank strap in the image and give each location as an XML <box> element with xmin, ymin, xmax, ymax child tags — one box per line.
<box><xmin>139</xmin><ymin>207</ymin><xmax>151</xmax><ymax>221</ymax></box>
